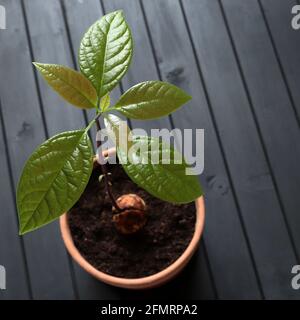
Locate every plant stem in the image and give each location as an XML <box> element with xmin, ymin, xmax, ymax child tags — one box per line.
<box><xmin>95</xmin><ymin>117</ymin><xmax>122</xmax><ymax>213</ymax></box>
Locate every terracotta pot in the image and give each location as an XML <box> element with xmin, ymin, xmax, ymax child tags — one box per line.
<box><xmin>60</xmin><ymin>149</ymin><xmax>205</xmax><ymax>290</ymax></box>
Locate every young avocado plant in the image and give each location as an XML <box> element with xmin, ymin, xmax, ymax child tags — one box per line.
<box><xmin>17</xmin><ymin>10</ymin><xmax>202</xmax><ymax>235</ymax></box>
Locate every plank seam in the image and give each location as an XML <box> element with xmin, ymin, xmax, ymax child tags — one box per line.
<box><xmin>20</xmin><ymin>0</ymin><xmax>49</xmax><ymax>138</ymax></box>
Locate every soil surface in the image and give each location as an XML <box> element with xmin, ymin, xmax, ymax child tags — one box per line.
<box><xmin>68</xmin><ymin>162</ymin><xmax>196</xmax><ymax>278</ymax></box>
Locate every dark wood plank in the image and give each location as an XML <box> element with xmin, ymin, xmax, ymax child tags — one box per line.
<box><xmin>0</xmin><ymin>0</ymin><xmax>75</xmax><ymax>299</ymax></box>
<box><xmin>221</xmin><ymin>0</ymin><xmax>300</xmax><ymax>286</ymax></box>
<box><xmin>141</xmin><ymin>0</ymin><xmax>262</xmax><ymax>299</ymax></box>
<box><xmin>260</xmin><ymin>0</ymin><xmax>300</xmax><ymax>124</ymax></box>
<box><xmin>102</xmin><ymin>0</ymin><xmax>216</xmax><ymax>300</ymax></box>
<box><xmin>0</xmin><ymin>101</ymin><xmax>30</xmax><ymax>299</ymax></box>
<box><xmin>182</xmin><ymin>0</ymin><xmax>299</xmax><ymax>299</ymax></box>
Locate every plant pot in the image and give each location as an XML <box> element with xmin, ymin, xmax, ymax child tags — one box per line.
<box><xmin>60</xmin><ymin>149</ymin><xmax>205</xmax><ymax>290</ymax></box>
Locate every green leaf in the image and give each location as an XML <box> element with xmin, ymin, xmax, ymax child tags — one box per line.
<box><xmin>120</xmin><ymin>136</ymin><xmax>202</xmax><ymax>203</ymax></box>
<box><xmin>100</xmin><ymin>93</ymin><xmax>111</xmax><ymax>111</ymax></box>
<box><xmin>113</xmin><ymin>81</ymin><xmax>192</xmax><ymax>120</ymax></box>
<box><xmin>33</xmin><ymin>63</ymin><xmax>97</xmax><ymax>109</ymax></box>
<box><xmin>79</xmin><ymin>10</ymin><xmax>133</xmax><ymax>98</ymax></box>
<box><xmin>17</xmin><ymin>130</ymin><xmax>94</xmax><ymax>234</ymax></box>
<box><xmin>104</xmin><ymin>114</ymin><xmax>202</xmax><ymax>203</ymax></box>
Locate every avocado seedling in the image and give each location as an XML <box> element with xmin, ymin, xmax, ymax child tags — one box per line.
<box><xmin>16</xmin><ymin>11</ymin><xmax>203</xmax><ymax>279</ymax></box>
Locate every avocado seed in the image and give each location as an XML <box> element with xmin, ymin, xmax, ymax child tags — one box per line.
<box><xmin>112</xmin><ymin>194</ymin><xmax>147</xmax><ymax>235</ymax></box>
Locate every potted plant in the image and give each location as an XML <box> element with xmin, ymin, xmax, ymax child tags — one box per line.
<box><xmin>16</xmin><ymin>10</ymin><xmax>204</xmax><ymax>289</ymax></box>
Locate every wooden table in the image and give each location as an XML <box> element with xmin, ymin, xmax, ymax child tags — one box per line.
<box><xmin>0</xmin><ymin>0</ymin><xmax>299</xmax><ymax>300</ymax></box>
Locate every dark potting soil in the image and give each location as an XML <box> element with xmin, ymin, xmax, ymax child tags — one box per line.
<box><xmin>68</xmin><ymin>162</ymin><xmax>196</xmax><ymax>278</ymax></box>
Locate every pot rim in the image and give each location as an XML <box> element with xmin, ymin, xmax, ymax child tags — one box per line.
<box><xmin>60</xmin><ymin>149</ymin><xmax>205</xmax><ymax>289</ymax></box>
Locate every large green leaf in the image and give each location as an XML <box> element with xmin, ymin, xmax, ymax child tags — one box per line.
<box><xmin>79</xmin><ymin>10</ymin><xmax>133</xmax><ymax>97</ymax></box>
<box><xmin>120</xmin><ymin>136</ymin><xmax>202</xmax><ymax>203</ymax></box>
<box><xmin>33</xmin><ymin>63</ymin><xmax>97</xmax><ymax>109</ymax></box>
<box><xmin>104</xmin><ymin>114</ymin><xmax>202</xmax><ymax>203</ymax></box>
<box><xmin>113</xmin><ymin>81</ymin><xmax>192</xmax><ymax>120</ymax></box>
<box><xmin>17</xmin><ymin>130</ymin><xmax>93</xmax><ymax>234</ymax></box>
